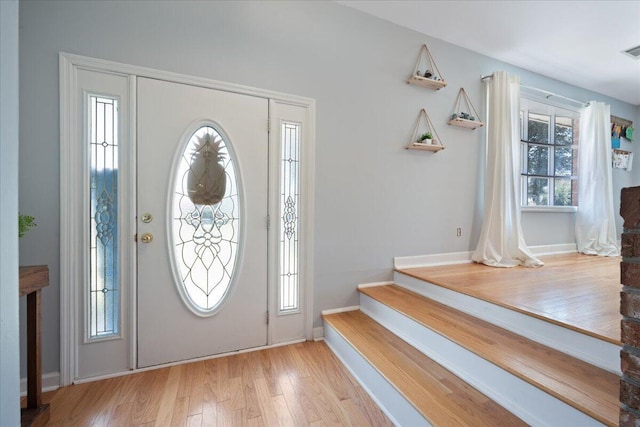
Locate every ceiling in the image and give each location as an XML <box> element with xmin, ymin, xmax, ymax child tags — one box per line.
<box><xmin>336</xmin><ymin>1</ymin><xmax>640</xmax><ymax>106</ymax></box>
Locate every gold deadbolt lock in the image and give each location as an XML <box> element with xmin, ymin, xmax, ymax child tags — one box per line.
<box><xmin>141</xmin><ymin>213</ymin><xmax>153</xmax><ymax>223</ymax></box>
<box><xmin>140</xmin><ymin>233</ymin><xmax>154</xmax><ymax>244</ymax></box>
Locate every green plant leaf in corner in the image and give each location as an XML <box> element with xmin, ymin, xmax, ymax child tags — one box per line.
<box><xmin>18</xmin><ymin>214</ymin><xmax>36</xmax><ymax>238</ymax></box>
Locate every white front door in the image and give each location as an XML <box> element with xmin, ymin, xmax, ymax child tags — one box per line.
<box><xmin>136</xmin><ymin>78</ymin><xmax>268</xmax><ymax>368</ymax></box>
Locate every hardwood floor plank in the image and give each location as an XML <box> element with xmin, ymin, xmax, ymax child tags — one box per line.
<box><xmin>241</xmin><ymin>358</ymin><xmax>261</xmax><ymax>419</ymax></box>
<box><xmin>141</xmin><ymin>367</ymin><xmax>170</xmax><ymax>424</ymax></box>
<box><xmin>169</xmin><ymin>396</ymin><xmax>190</xmax><ymax>427</ymax></box>
<box><xmin>216</xmin><ymin>399</ymin><xmax>235</xmax><ymax>427</ymax></box>
<box><xmin>341</xmin><ymin>398</ymin><xmax>375</xmax><ymax>427</ymax></box>
<box><xmin>272</xmin><ymin>393</ymin><xmax>297</xmax><ymax>426</ymax></box>
<box><xmin>187</xmin><ymin>361</ymin><xmax>205</xmax><ymax>416</ymax></box>
<box><xmin>246</xmin><ymin>415</ymin><xmax>264</xmax><ymax>427</ymax></box>
<box><xmin>227</xmin><ymin>376</ymin><xmax>245</xmax><ymax>411</ymax></box>
<box><xmin>185</xmin><ymin>413</ymin><xmax>203</xmax><ymax>427</ymax></box>
<box><xmin>128</xmin><ymin>369</ymin><xmax>159</xmax><ymax>425</ymax></box>
<box><xmin>154</xmin><ymin>365</ymin><xmax>183</xmax><ymax>426</ymax></box>
<box><xmin>200</xmin><ymin>382</ymin><xmax>217</xmax><ymax>427</ymax></box>
<box><xmin>301</xmin><ymin>376</ymin><xmax>346</xmax><ymax>426</ymax></box>
<box><xmin>257</xmin><ymin>348</ymin><xmax>283</xmax><ymax>397</ymax></box>
<box><xmin>282</xmin><ymin>343</ymin><xmax>312</xmax><ymax>379</ymax></box>
<box><xmin>255</xmin><ymin>377</ymin><xmax>289</xmax><ymax>426</ymax></box>
<box><xmin>108</xmin><ymin>401</ymin><xmax>133</xmax><ymax>427</ymax></box>
<box><xmin>279</xmin><ymin>373</ymin><xmax>321</xmax><ymax>425</ymax></box>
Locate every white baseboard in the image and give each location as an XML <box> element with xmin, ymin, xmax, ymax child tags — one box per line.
<box><xmin>530</xmin><ymin>243</ymin><xmax>577</xmax><ymax>256</ymax></box>
<box><xmin>321</xmin><ymin>305</ymin><xmax>359</xmax><ymax>316</ymax></box>
<box><xmin>357</xmin><ymin>281</ymin><xmax>394</xmax><ymax>289</ymax></box>
<box><xmin>313</xmin><ymin>326</ymin><xmax>325</xmax><ymax>340</ymax></box>
<box><xmin>21</xmin><ymin>371</ymin><xmax>60</xmax><ymax>396</ymax></box>
<box><xmin>394</xmin><ymin>251</ymin><xmax>473</xmax><ymax>269</ymax></box>
<box><xmin>394</xmin><ymin>243</ymin><xmax>577</xmax><ymax>269</ymax></box>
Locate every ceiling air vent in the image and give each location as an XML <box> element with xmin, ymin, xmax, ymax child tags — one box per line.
<box><xmin>623</xmin><ymin>45</ymin><xmax>640</xmax><ymax>60</ymax></box>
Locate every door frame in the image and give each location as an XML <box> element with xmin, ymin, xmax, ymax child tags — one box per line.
<box><xmin>59</xmin><ymin>52</ymin><xmax>316</xmax><ymax>385</ymax></box>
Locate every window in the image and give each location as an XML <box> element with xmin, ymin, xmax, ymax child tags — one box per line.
<box><xmin>279</xmin><ymin>121</ymin><xmax>300</xmax><ymax>313</ymax></box>
<box><xmin>520</xmin><ymin>98</ymin><xmax>580</xmax><ymax>207</ymax></box>
<box><xmin>170</xmin><ymin>125</ymin><xmax>240</xmax><ymax>314</ymax></box>
<box><xmin>89</xmin><ymin>95</ymin><xmax>119</xmax><ymax>339</ymax></box>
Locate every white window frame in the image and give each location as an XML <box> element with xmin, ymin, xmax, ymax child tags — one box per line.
<box><xmin>60</xmin><ymin>53</ymin><xmax>315</xmax><ymax>385</ymax></box>
<box><xmin>520</xmin><ymin>96</ymin><xmax>581</xmax><ymax>212</ymax></box>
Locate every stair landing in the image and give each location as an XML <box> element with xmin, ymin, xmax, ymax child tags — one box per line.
<box><xmin>396</xmin><ymin>253</ymin><xmax>620</xmax><ymax>344</ymax></box>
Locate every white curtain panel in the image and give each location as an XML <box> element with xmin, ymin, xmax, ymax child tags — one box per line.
<box><xmin>472</xmin><ymin>71</ymin><xmax>543</xmax><ymax>268</ymax></box>
<box><xmin>575</xmin><ymin>102</ymin><xmax>619</xmax><ymax>256</ymax></box>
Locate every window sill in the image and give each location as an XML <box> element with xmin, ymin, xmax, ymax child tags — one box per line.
<box><xmin>522</xmin><ymin>206</ymin><xmax>577</xmax><ymax>213</ymax></box>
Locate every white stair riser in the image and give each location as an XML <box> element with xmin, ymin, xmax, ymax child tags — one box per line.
<box><xmin>323</xmin><ymin>322</ymin><xmax>430</xmax><ymax>427</ymax></box>
<box><xmin>360</xmin><ymin>294</ymin><xmax>605</xmax><ymax>427</ymax></box>
<box><xmin>393</xmin><ymin>271</ymin><xmax>620</xmax><ymax>374</ymax></box>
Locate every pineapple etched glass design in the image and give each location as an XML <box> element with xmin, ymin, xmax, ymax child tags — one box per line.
<box><xmin>171</xmin><ymin>125</ymin><xmax>240</xmax><ymax>314</ymax></box>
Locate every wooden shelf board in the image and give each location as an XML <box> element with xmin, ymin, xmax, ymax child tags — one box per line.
<box><xmin>448</xmin><ymin>118</ymin><xmax>484</xmax><ymax>129</ymax></box>
<box><xmin>406</xmin><ymin>143</ymin><xmax>445</xmax><ymax>152</ymax></box>
<box><xmin>407</xmin><ymin>75</ymin><xmax>447</xmax><ymax>90</ymax></box>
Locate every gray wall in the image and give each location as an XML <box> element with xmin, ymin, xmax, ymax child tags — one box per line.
<box><xmin>18</xmin><ymin>0</ymin><xmax>639</xmax><ymax>377</ymax></box>
<box><xmin>1</xmin><ymin>0</ymin><xmax>21</xmax><ymax>425</ymax></box>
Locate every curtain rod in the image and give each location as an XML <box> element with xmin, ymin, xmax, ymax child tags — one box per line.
<box><xmin>480</xmin><ymin>74</ymin><xmax>588</xmax><ymax>107</ymax></box>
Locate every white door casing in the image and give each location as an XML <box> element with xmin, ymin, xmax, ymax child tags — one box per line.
<box><xmin>60</xmin><ymin>53</ymin><xmax>315</xmax><ymax>384</ymax></box>
<box><xmin>137</xmin><ymin>78</ymin><xmax>268</xmax><ymax>368</ymax></box>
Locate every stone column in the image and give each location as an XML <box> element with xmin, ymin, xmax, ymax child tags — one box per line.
<box><xmin>620</xmin><ymin>186</ymin><xmax>640</xmax><ymax>426</ymax></box>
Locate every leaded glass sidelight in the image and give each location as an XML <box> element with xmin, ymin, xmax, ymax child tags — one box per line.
<box><xmin>89</xmin><ymin>95</ymin><xmax>119</xmax><ymax>339</ymax></box>
<box><xmin>279</xmin><ymin>122</ymin><xmax>300</xmax><ymax>312</ymax></box>
<box><xmin>170</xmin><ymin>125</ymin><xmax>240</xmax><ymax>314</ymax></box>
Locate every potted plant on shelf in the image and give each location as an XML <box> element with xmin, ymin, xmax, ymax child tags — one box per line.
<box><xmin>418</xmin><ymin>132</ymin><xmax>433</xmax><ymax>145</ymax></box>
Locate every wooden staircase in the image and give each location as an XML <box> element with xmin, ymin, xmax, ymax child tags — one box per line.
<box><xmin>323</xmin><ymin>283</ymin><xmax>620</xmax><ymax>426</ymax></box>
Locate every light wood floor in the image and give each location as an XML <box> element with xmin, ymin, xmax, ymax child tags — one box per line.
<box><xmin>398</xmin><ymin>252</ymin><xmax>621</xmax><ymax>344</ymax></box>
<box><xmin>32</xmin><ymin>341</ymin><xmax>392</xmax><ymax>426</ymax></box>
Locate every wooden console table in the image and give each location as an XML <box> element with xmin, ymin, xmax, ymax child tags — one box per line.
<box><xmin>19</xmin><ymin>265</ymin><xmax>50</xmax><ymax>427</ymax></box>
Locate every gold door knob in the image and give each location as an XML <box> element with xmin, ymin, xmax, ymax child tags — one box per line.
<box><xmin>140</xmin><ymin>233</ymin><xmax>153</xmax><ymax>244</ymax></box>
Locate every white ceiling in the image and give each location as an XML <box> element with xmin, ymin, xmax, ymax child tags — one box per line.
<box><xmin>336</xmin><ymin>1</ymin><xmax>640</xmax><ymax>106</ymax></box>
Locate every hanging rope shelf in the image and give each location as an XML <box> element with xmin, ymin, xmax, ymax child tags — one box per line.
<box><xmin>448</xmin><ymin>88</ymin><xmax>484</xmax><ymax>130</ymax></box>
<box><xmin>407</xmin><ymin>44</ymin><xmax>447</xmax><ymax>90</ymax></box>
<box><xmin>406</xmin><ymin>108</ymin><xmax>445</xmax><ymax>152</ymax></box>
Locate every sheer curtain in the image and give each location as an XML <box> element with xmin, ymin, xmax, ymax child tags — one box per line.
<box><xmin>575</xmin><ymin>102</ymin><xmax>619</xmax><ymax>256</ymax></box>
<box><xmin>472</xmin><ymin>71</ymin><xmax>543</xmax><ymax>268</ymax></box>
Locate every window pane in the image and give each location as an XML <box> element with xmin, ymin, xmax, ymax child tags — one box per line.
<box><xmin>527</xmin><ymin>177</ymin><xmax>549</xmax><ymax>206</ymax></box>
<box><xmin>554</xmin><ymin>178</ymin><xmax>572</xmax><ymax>206</ymax></box>
<box><xmin>528</xmin><ymin>113</ymin><xmax>550</xmax><ymax>143</ymax></box>
<box><xmin>554</xmin><ymin>146</ymin><xmax>573</xmax><ymax>176</ymax></box>
<box><xmin>527</xmin><ymin>145</ymin><xmax>549</xmax><ymax>175</ymax></box>
<box><xmin>171</xmin><ymin>126</ymin><xmax>240</xmax><ymax>313</ymax></box>
<box><xmin>520</xmin><ymin>110</ymin><xmax>524</xmax><ymax>140</ymax></box>
<box><xmin>555</xmin><ymin>117</ymin><xmax>573</xmax><ymax>145</ymax></box>
<box><xmin>89</xmin><ymin>95</ymin><xmax>119</xmax><ymax>339</ymax></box>
<box><xmin>280</xmin><ymin>122</ymin><xmax>300</xmax><ymax>313</ymax></box>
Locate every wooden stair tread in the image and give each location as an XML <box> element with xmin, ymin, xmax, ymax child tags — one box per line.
<box><xmin>323</xmin><ymin>310</ymin><xmax>527</xmax><ymax>427</ymax></box>
<box><xmin>360</xmin><ymin>284</ymin><xmax>619</xmax><ymax>426</ymax></box>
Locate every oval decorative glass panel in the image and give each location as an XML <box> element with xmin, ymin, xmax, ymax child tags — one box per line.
<box><xmin>170</xmin><ymin>125</ymin><xmax>240</xmax><ymax>315</ymax></box>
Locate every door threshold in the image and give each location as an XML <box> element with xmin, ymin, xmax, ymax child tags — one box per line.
<box><xmin>72</xmin><ymin>338</ymin><xmax>307</xmax><ymax>385</ymax></box>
